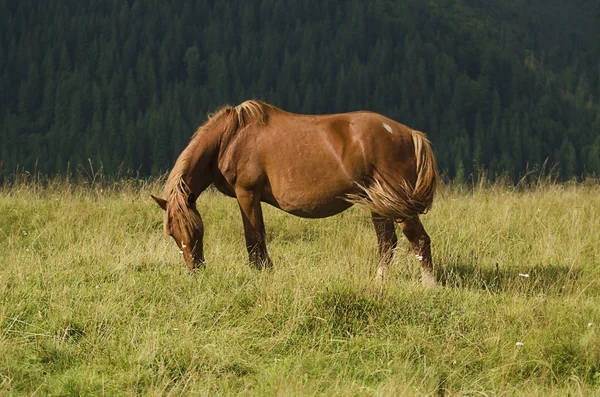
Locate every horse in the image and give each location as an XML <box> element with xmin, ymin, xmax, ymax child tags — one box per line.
<box><xmin>151</xmin><ymin>100</ymin><xmax>440</xmax><ymax>285</ymax></box>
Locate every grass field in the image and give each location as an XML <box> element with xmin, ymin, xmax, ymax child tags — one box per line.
<box><xmin>1</xmin><ymin>176</ymin><xmax>599</xmax><ymax>396</ymax></box>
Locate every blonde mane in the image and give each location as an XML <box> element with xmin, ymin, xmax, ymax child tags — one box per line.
<box><xmin>163</xmin><ymin>100</ymin><xmax>273</xmax><ymax>237</ymax></box>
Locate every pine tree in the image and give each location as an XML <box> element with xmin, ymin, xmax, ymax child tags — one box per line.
<box><xmin>184</xmin><ymin>45</ymin><xmax>201</xmax><ymax>87</ymax></box>
<box><xmin>558</xmin><ymin>137</ymin><xmax>577</xmax><ymax>178</ymax></box>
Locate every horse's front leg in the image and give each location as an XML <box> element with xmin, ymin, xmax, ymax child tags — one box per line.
<box><xmin>235</xmin><ymin>188</ymin><xmax>273</xmax><ymax>270</ymax></box>
<box><xmin>371</xmin><ymin>212</ymin><xmax>398</xmax><ymax>280</ymax></box>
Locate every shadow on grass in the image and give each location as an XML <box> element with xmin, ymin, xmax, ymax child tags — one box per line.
<box><xmin>439</xmin><ymin>260</ymin><xmax>583</xmax><ymax>295</ymax></box>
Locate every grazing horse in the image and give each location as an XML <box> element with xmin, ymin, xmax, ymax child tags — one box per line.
<box><xmin>151</xmin><ymin>100</ymin><xmax>440</xmax><ymax>285</ymax></box>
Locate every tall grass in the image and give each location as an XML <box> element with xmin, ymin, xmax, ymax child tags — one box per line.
<box><xmin>1</xmin><ymin>175</ymin><xmax>599</xmax><ymax>396</ymax></box>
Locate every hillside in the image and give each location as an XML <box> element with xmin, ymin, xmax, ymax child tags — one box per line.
<box><xmin>1</xmin><ymin>0</ymin><xmax>599</xmax><ymax>180</ymax></box>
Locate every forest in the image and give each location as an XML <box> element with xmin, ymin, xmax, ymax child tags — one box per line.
<box><xmin>1</xmin><ymin>0</ymin><xmax>599</xmax><ymax>181</ymax></box>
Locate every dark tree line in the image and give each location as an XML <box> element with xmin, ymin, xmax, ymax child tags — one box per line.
<box><xmin>1</xmin><ymin>0</ymin><xmax>599</xmax><ymax>181</ymax></box>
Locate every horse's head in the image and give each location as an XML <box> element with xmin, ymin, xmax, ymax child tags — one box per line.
<box><xmin>152</xmin><ymin>193</ymin><xmax>205</xmax><ymax>271</ymax></box>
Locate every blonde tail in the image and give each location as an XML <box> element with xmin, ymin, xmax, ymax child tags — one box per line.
<box><xmin>410</xmin><ymin>129</ymin><xmax>440</xmax><ymax>215</ymax></box>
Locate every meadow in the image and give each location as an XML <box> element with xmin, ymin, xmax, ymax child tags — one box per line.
<box><xmin>1</xmin><ymin>175</ymin><xmax>599</xmax><ymax>396</ymax></box>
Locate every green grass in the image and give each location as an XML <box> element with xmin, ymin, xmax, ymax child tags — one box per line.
<box><xmin>1</xmin><ymin>177</ymin><xmax>599</xmax><ymax>396</ymax></box>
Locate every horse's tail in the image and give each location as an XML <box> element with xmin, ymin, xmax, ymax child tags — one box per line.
<box><xmin>347</xmin><ymin>129</ymin><xmax>440</xmax><ymax>221</ymax></box>
<box><xmin>409</xmin><ymin>129</ymin><xmax>440</xmax><ymax>216</ymax></box>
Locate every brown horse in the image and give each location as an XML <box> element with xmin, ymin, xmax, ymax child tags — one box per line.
<box><xmin>151</xmin><ymin>100</ymin><xmax>440</xmax><ymax>285</ymax></box>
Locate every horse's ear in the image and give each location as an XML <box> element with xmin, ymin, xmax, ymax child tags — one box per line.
<box><xmin>151</xmin><ymin>195</ymin><xmax>167</xmax><ymax>211</ymax></box>
<box><xmin>187</xmin><ymin>193</ymin><xmax>196</xmax><ymax>206</ymax></box>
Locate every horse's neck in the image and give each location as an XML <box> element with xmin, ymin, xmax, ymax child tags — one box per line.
<box><xmin>182</xmin><ymin>131</ymin><xmax>221</xmax><ymax>195</ymax></box>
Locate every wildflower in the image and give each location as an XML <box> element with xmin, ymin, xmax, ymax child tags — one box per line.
<box><xmin>415</xmin><ymin>254</ymin><xmax>424</xmax><ymax>261</ymax></box>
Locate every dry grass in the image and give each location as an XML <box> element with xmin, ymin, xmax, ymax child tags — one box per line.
<box><xmin>1</xmin><ymin>176</ymin><xmax>599</xmax><ymax>395</ymax></box>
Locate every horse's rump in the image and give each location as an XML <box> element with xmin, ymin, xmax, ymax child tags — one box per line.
<box><xmin>346</xmin><ymin>129</ymin><xmax>439</xmax><ymax>221</ymax></box>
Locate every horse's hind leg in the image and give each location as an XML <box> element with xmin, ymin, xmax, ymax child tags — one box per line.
<box><xmin>371</xmin><ymin>212</ymin><xmax>398</xmax><ymax>280</ymax></box>
<box><xmin>236</xmin><ymin>189</ymin><xmax>273</xmax><ymax>270</ymax></box>
<box><xmin>398</xmin><ymin>216</ymin><xmax>436</xmax><ymax>286</ymax></box>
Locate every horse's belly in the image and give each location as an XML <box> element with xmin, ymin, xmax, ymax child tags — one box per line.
<box><xmin>264</xmin><ymin>192</ymin><xmax>353</xmax><ymax>218</ymax></box>
<box><xmin>263</xmin><ymin>175</ymin><xmax>357</xmax><ymax>218</ymax></box>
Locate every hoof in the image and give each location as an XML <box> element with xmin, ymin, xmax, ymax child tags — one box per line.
<box><xmin>251</xmin><ymin>259</ymin><xmax>273</xmax><ymax>271</ymax></box>
<box><xmin>421</xmin><ymin>270</ymin><xmax>437</xmax><ymax>287</ymax></box>
<box><xmin>376</xmin><ymin>266</ymin><xmax>386</xmax><ymax>281</ymax></box>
